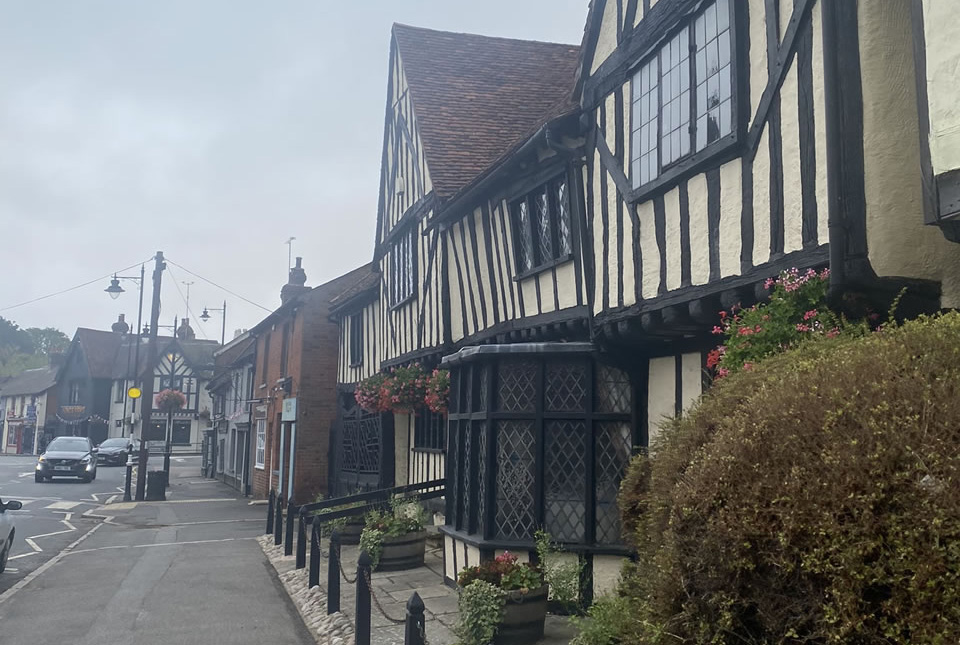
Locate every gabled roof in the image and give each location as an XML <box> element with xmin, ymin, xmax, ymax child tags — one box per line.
<box><xmin>391</xmin><ymin>24</ymin><xmax>580</xmax><ymax>200</ymax></box>
<box><xmin>208</xmin><ymin>335</ymin><xmax>256</xmax><ymax>391</ymax></box>
<box><xmin>73</xmin><ymin>328</ymin><xmax>127</xmax><ymax>379</ymax></box>
<box><xmin>165</xmin><ymin>338</ymin><xmax>219</xmax><ymax>378</ymax></box>
<box><xmin>329</xmin><ymin>268</ymin><xmax>381</xmax><ymax>315</ymax></box>
<box><xmin>0</xmin><ymin>366</ymin><xmax>57</xmax><ymax>397</ymax></box>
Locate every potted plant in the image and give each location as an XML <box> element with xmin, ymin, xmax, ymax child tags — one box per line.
<box><xmin>314</xmin><ymin>492</ymin><xmax>368</xmax><ymax>545</ymax></box>
<box><xmin>456</xmin><ymin>551</ymin><xmax>548</xmax><ymax>645</ymax></box>
<box><xmin>534</xmin><ymin>530</ymin><xmax>583</xmax><ymax>615</ymax></box>
<box><xmin>424</xmin><ymin>368</ymin><xmax>450</xmax><ymax>414</ymax></box>
<box><xmin>381</xmin><ymin>364</ymin><xmax>427</xmax><ymax>414</ymax></box>
<box><xmin>358</xmin><ymin>497</ymin><xmax>428</xmax><ymax>571</ymax></box>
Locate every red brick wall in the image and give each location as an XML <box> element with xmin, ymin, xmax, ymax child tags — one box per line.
<box><xmin>250</xmin><ymin>265</ymin><xmax>370</xmax><ymax>502</ymax></box>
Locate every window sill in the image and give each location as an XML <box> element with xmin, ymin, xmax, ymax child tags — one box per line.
<box><xmin>512</xmin><ymin>254</ymin><xmax>574</xmax><ymax>282</ymax></box>
<box><xmin>628</xmin><ymin>133</ymin><xmax>739</xmax><ymax>203</ymax></box>
<box><xmin>389</xmin><ymin>293</ymin><xmax>416</xmax><ymax>312</ymax></box>
<box><xmin>254</xmin><ymin>464</ymin><xmax>265</xmax><ymax>470</ymax></box>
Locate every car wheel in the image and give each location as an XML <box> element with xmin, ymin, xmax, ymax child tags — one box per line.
<box><xmin>80</xmin><ymin>474</ymin><xmax>91</xmax><ymax>483</ymax></box>
<box><xmin>35</xmin><ymin>473</ymin><xmax>44</xmax><ymax>483</ymax></box>
<box><xmin>91</xmin><ymin>470</ymin><xmax>97</xmax><ymax>481</ymax></box>
<box><xmin>0</xmin><ymin>536</ymin><xmax>11</xmax><ymax>573</ymax></box>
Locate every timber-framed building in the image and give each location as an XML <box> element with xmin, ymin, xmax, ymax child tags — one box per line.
<box><xmin>327</xmin><ymin>0</ymin><xmax>960</xmax><ymax>600</ymax></box>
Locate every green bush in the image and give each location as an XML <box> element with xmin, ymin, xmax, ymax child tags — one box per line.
<box><xmin>615</xmin><ymin>313</ymin><xmax>960</xmax><ymax>644</ymax></box>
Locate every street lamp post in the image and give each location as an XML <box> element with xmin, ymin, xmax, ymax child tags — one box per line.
<box><xmin>105</xmin><ymin>264</ymin><xmax>146</xmax><ymax>502</ymax></box>
<box><xmin>199</xmin><ymin>301</ymin><xmax>227</xmax><ymax>345</ymax></box>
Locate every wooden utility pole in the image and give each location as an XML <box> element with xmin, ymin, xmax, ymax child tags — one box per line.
<box><xmin>134</xmin><ymin>251</ymin><xmax>165</xmax><ymax>501</ymax></box>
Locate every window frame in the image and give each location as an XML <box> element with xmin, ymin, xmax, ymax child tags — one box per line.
<box><xmin>389</xmin><ymin>226</ymin><xmax>417</xmax><ymax>309</ymax></box>
<box><xmin>627</xmin><ymin>0</ymin><xmax>742</xmax><ymax>201</ymax></box>
<box><xmin>254</xmin><ymin>418</ymin><xmax>266</xmax><ymax>469</ymax></box>
<box><xmin>348</xmin><ymin>312</ymin><xmax>364</xmax><ymax>367</ymax></box>
<box><xmin>509</xmin><ymin>174</ymin><xmax>575</xmax><ymax>279</ymax></box>
<box><xmin>413</xmin><ymin>406</ymin><xmax>446</xmax><ymax>452</ymax></box>
<box><xmin>115</xmin><ymin>380</ymin><xmax>125</xmax><ymax>403</ymax></box>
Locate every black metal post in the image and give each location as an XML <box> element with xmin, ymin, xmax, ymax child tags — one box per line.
<box><xmin>328</xmin><ymin>530</ymin><xmax>341</xmax><ymax>614</ymax></box>
<box><xmin>163</xmin><ymin>406</ymin><xmax>173</xmax><ymax>488</ymax></box>
<box><xmin>266</xmin><ymin>489</ymin><xmax>275</xmax><ymax>535</ymax></box>
<box><xmin>123</xmin><ymin>445</ymin><xmax>134</xmax><ymax>502</ymax></box>
<box><xmin>274</xmin><ymin>497</ymin><xmax>283</xmax><ymax>546</ymax></box>
<box><xmin>309</xmin><ymin>521</ymin><xmax>321</xmax><ymax>589</ymax></box>
<box><xmin>284</xmin><ymin>502</ymin><xmax>296</xmax><ymax>557</ymax></box>
<box><xmin>404</xmin><ymin>592</ymin><xmax>426</xmax><ymax>645</ymax></box>
<box><xmin>355</xmin><ymin>551</ymin><xmax>372</xmax><ymax>645</ymax></box>
<box><xmin>296</xmin><ymin>511</ymin><xmax>307</xmax><ymax>569</ymax></box>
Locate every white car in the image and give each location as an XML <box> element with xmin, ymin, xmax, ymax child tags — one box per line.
<box><xmin>0</xmin><ymin>497</ymin><xmax>23</xmax><ymax>573</ymax></box>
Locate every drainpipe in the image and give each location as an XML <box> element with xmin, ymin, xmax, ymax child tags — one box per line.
<box><xmin>286</xmin><ymin>420</ymin><xmax>296</xmax><ymax>503</ymax></box>
<box><xmin>821</xmin><ymin>0</ymin><xmax>847</xmax><ymax>307</ymax></box>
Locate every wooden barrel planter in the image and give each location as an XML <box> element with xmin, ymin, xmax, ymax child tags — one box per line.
<box><xmin>495</xmin><ymin>584</ymin><xmax>548</xmax><ymax>645</ymax></box>
<box><xmin>375</xmin><ymin>530</ymin><xmax>427</xmax><ymax>571</ymax></box>
<box><xmin>336</xmin><ymin>517</ymin><xmax>366</xmax><ymax>545</ymax></box>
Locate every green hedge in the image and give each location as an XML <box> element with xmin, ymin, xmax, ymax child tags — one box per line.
<box><xmin>614</xmin><ymin>313</ymin><xmax>960</xmax><ymax>644</ymax></box>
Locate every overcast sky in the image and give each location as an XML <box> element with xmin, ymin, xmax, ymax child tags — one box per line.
<box><xmin>0</xmin><ymin>0</ymin><xmax>588</xmax><ymax>342</ymax></box>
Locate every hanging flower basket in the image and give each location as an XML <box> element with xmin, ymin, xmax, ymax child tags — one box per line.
<box><xmin>381</xmin><ymin>364</ymin><xmax>427</xmax><ymax>414</ymax></box>
<box><xmin>355</xmin><ymin>373</ymin><xmax>390</xmax><ymax>413</ymax></box>
<box><xmin>155</xmin><ymin>389</ymin><xmax>187</xmax><ymax>413</ymax></box>
<box><xmin>424</xmin><ymin>368</ymin><xmax>450</xmax><ymax>414</ymax></box>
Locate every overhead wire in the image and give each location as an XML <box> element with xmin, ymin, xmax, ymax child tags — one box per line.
<box><xmin>164</xmin><ymin>258</ymin><xmax>273</xmax><ymax>313</ymax></box>
<box><xmin>0</xmin><ymin>256</ymin><xmax>156</xmax><ymax>313</ymax></box>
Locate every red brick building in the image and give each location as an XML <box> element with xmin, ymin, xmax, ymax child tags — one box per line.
<box><xmin>250</xmin><ymin>258</ymin><xmax>371</xmax><ymax>503</ymax></box>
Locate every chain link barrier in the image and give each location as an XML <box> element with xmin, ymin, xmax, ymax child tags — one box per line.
<box><xmin>363</xmin><ymin>569</ymin><xmax>407</xmax><ymax>625</ymax></box>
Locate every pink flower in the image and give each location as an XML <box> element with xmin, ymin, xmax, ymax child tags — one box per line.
<box><xmin>738</xmin><ymin>327</ymin><xmax>753</xmax><ymax>336</ymax></box>
<box><xmin>796</xmin><ymin>323</ymin><xmax>810</xmax><ymax>332</ymax></box>
<box><xmin>712</xmin><ymin>326</ymin><xmax>725</xmax><ymax>335</ymax></box>
<box><xmin>803</xmin><ymin>309</ymin><xmax>818</xmax><ymax>321</ymax></box>
<box><xmin>754</xmin><ymin>325</ymin><xmax>763</xmax><ymax>333</ymax></box>
<box><xmin>716</xmin><ymin>367</ymin><xmax>730</xmax><ymax>378</ymax></box>
<box><xmin>826</xmin><ymin>328</ymin><xmax>840</xmax><ymax>338</ymax></box>
<box><xmin>743</xmin><ymin>362</ymin><xmax>753</xmax><ymax>371</ymax></box>
<box><xmin>764</xmin><ymin>277</ymin><xmax>775</xmax><ymax>290</ymax></box>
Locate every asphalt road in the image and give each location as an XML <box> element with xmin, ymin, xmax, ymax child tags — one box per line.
<box><xmin>0</xmin><ymin>459</ymin><xmax>311</xmax><ymax>645</ymax></box>
<box><xmin>0</xmin><ymin>453</ymin><xmax>194</xmax><ymax>594</ymax></box>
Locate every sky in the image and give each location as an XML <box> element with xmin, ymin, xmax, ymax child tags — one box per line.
<box><xmin>0</xmin><ymin>0</ymin><xmax>589</xmax><ymax>343</ymax></box>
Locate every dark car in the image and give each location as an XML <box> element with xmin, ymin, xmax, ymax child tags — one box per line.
<box><xmin>35</xmin><ymin>436</ymin><xmax>98</xmax><ymax>483</ymax></box>
<box><xmin>96</xmin><ymin>438</ymin><xmax>133</xmax><ymax>466</ymax></box>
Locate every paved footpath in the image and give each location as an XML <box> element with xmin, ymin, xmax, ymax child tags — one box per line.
<box><xmin>0</xmin><ymin>463</ymin><xmax>313</xmax><ymax>645</ymax></box>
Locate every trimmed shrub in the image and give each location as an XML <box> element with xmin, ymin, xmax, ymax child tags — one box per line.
<box><xmin>615</xmin><ymin>313</ymin><xmax>960</xmax><ymax>644</ymax></box>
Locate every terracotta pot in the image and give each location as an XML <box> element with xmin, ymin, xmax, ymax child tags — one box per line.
<box><xmin>495</xmin><ymin>584</ymin><xmax>548</xmax><ymax>645</ymax></box>
<box><xmin>376</xmin><ymin>530</ymin><xmax>427</xmax><ymax>571</ymax></box>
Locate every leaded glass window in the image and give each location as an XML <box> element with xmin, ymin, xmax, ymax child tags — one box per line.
<box><xmin>446</xmin><ymin>355</ymin><xmax>635</xmax><ymax>547</ymax></box>
<box><xmin>630</xmin><ymin>0</ymin><xmax>735</xmax><ymax>188</ymax></box>
<box><xmin>510</xmin><ymin>175</ymin><xmax>573</xmax><ymax>274</ymax></box>
<box><xmin>390</xmin><ymin>227</ymin><xmax>416</xmax><ymax>306</ymax></box>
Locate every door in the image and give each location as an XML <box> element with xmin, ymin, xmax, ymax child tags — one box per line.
<box><xmin>331</xmin><ymin>394</ymin><xmax>391</xmax><ymax>496</ymax></box>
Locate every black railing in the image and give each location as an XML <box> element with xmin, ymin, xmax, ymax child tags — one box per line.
<box><xmin>263</xmin><ymin>480</ymin><xmax>443</xmax><ymax>645</ymax></box>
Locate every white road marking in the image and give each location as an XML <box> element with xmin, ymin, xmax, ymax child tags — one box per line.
<box><xmin>44</xmin><ymin>501</ymin><xmax>81</xmax><ymax>510</ymax></box>
<box><xmin>0</xmin><ymin>523</ymin><xmax>103</xmax><ymax>605</ymax></box>
<box><xmin>23</xmin><ymin>538</ymin><xmax>41</xmax><ymax>553</ymax></box>
<box><xmin>88</xmin><ymin>493</ymin><xmax>102</xmax><ymax>502</ymax></box>
<box><xmin>8</xmin><ymin>553</ymin><xmax>36</xmax><ymax>561</ymax></box>
<box><xmin>105</xmin><ymin>494</ymin><xmax>118</xmax><ymax>505</ymax></box>
<box><xmin>69</xmin><ymin>536</ymin><xmax>254</xmax><ymax>555</ymax></box>
<box><xmin>5</xmin><ymin>568</ymin><xmax>18</xmax><ymax>573</ymax></box>
<box><xmin>17</xmin><ymin>472</ymin><xmax>33</xmax><ymax>478</ymax></box>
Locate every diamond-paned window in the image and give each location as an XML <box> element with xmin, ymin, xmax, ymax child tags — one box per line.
<box><xmin>545</xmin><ymin>360</ymin><xmax>588</xmax><ymax>412</ymax></box>
<box><xmin>510</xmin><ymin>175</ymin><xmax>573</xmax><ymax>275</ymax></box>
<box><xmin>595</xmin><ymin>364</ymin><xmax>632</xmax><ymax>414</ymax></box>
<box><xmin>545</xmin><ymin>420</ymin><xmax>586</xmax><ymax>542</ymax></box>
<box><xmin>476</xmin><ymin>422</ymin><xmax>487</xmax><ymax>534</ymax></box>
<box><xmin>497</xmin><ymin>360</ymin><xmax>537</xmax><ymax>412</ymax></box>
<box><xmin>495</xmin><ymin>420</ymin><xmax>536</xmax><ymax>540</ymax></box>
<box><xmin>596</xmin><ymin>421</ymin><xmax>632</xmax><ymax>544</ymax></box>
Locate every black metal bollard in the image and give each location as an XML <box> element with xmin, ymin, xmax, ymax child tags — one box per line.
<box><xmin>296</xmin><ymin>512</ymin><xmax>307</xmax><ymax>569</ymax></box>
<box><xmin>284</xmin><ymin>502</ymin><xmax>296</xmax><ymax>557</ymax></box>
<box><xmin>274</xmin><ymin>497</ymin><xmax>284</xmax><ymax>546</ymax></box>
<box><xmin>123</xmin><ymin>445</ymin><xmax>134</xmax><ymax>502</ymax></box>
<box><xmin>309</xmin><ymin>521</ymin><xmax>321</xmax><ymax>588</ymax></box>
<box><xmin>327</xmin><ymin>530</ymin><xmax>341</xmax><ymax>614</ymax></box>
<box><xmin>355</xmin><ymin>551</ymin><xmax>373</xmax><ymax>645</ymax></box>
<box><xmin>266</xmin><ymin>489</ymin><xmax>275</xmax><ymax>535</ymax></box>
<box><xmin>404</xmin><ymin>592</ymin><xmax>426</xmax><ymax>645</ymax></box>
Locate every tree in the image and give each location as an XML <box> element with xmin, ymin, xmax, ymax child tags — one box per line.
<box><xmin>0</xmin><ymin>317</ymin><xmax>69</xmax><ymax>377</ymax></box>
<box><xmin>24</xmin><ymin>327</ymin><xmax>70</xmax><ymax>355</ymax></box>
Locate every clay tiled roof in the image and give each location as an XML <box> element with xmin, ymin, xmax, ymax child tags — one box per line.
<box><xmin>329</xmin><ymin>268</ymin><xmax>380</xmax><ymax>312</ymax></box>
<box><xmin>0</xmin><ymin>366</ymin><xmax>57</xmax><ymax>397</ymax></box>
<box><xmin>392</xmin><ymin>24</ymin><xmax>580</xmax><ymax>199</ymax></box>
<box><xmin>74</xmin><ymin>328</ymin><xmax>126</xmax><ymax>379</ymax></box>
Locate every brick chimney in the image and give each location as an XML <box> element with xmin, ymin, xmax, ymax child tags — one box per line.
<box><xmin>280</xmin><ymin>257</ymin><xmax>311</xmax><ymax>305</ymax></box>
<box><xmin>176</xmin><ymin>317</ymin><xmax>196</xmax><ymax>340</ymax></box>
<box><xmin>111</xmin><ymin>313</ymin><xmax>130</xmax><ymax>334</ymax></box>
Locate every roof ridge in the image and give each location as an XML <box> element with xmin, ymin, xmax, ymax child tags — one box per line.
<box><xmin>391</xmin><ymin>22</ymin><xmax>578</xmax><ymax>49</ymax></box>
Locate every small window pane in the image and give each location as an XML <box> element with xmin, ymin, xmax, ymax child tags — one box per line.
<box><xmin>719</xmin><ymin>30</ymin><xmax>731</xmax><ymax>68</ymax></box>
<box><xmin>720</xmin><ymin>65</ymin><xmax>731</xmax><ymax>102</ymax></box>
<box><xmin>680</xmin><ymin>90</ymin><xmax>690</xmax><ymax>127</ymax></box>
<box><xmin>707</xmin><ymin>39</ymin><xmax>720</xmax><ymax>75</ymax></box>
<box><xmin>696</xmin><ymin>49</ymin><xmax>706</xmax><ymax>81</ymax></box>
<box><xmin>697</xmin><ymin>115</ymin><xmax>708</xmax><ymax>150</ymax></box>
<box><xmin>707</xmin><ymin>74</ymin><xmax>720</xmax><ymax>108</ymax></box>
<box><xmin>717</xmin><ymin>0</ymin><xmax>730</xmax><ymax>31</ymax></box>
<box><xmin>696</xmin><ymin>15</ymin><xmax>706</xmax><ymax>48</ymax></box>
<box><xmin>705</xmin><ymin>2</ymin><xmax>717</xmax><ymax>39</ymax></box>
<box><xmin>720</xmin><ymin>100</ymin><xmax>732</xmax><ymax>137</ymax></box>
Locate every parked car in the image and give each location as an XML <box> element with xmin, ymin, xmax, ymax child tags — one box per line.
<box><xmin>96</xmin><ymin>438</ymin><xmax>133</xmax><ymax>466</ymax></box>
<box><xmin>0</xmin><ymin>497</ymin><xmax>23</xmax><ymax>573</ymax></box>
<box><xmin>35</xmin><ymin>436</ymin><xmax>98</xmax><ymax>483</ymax></box>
